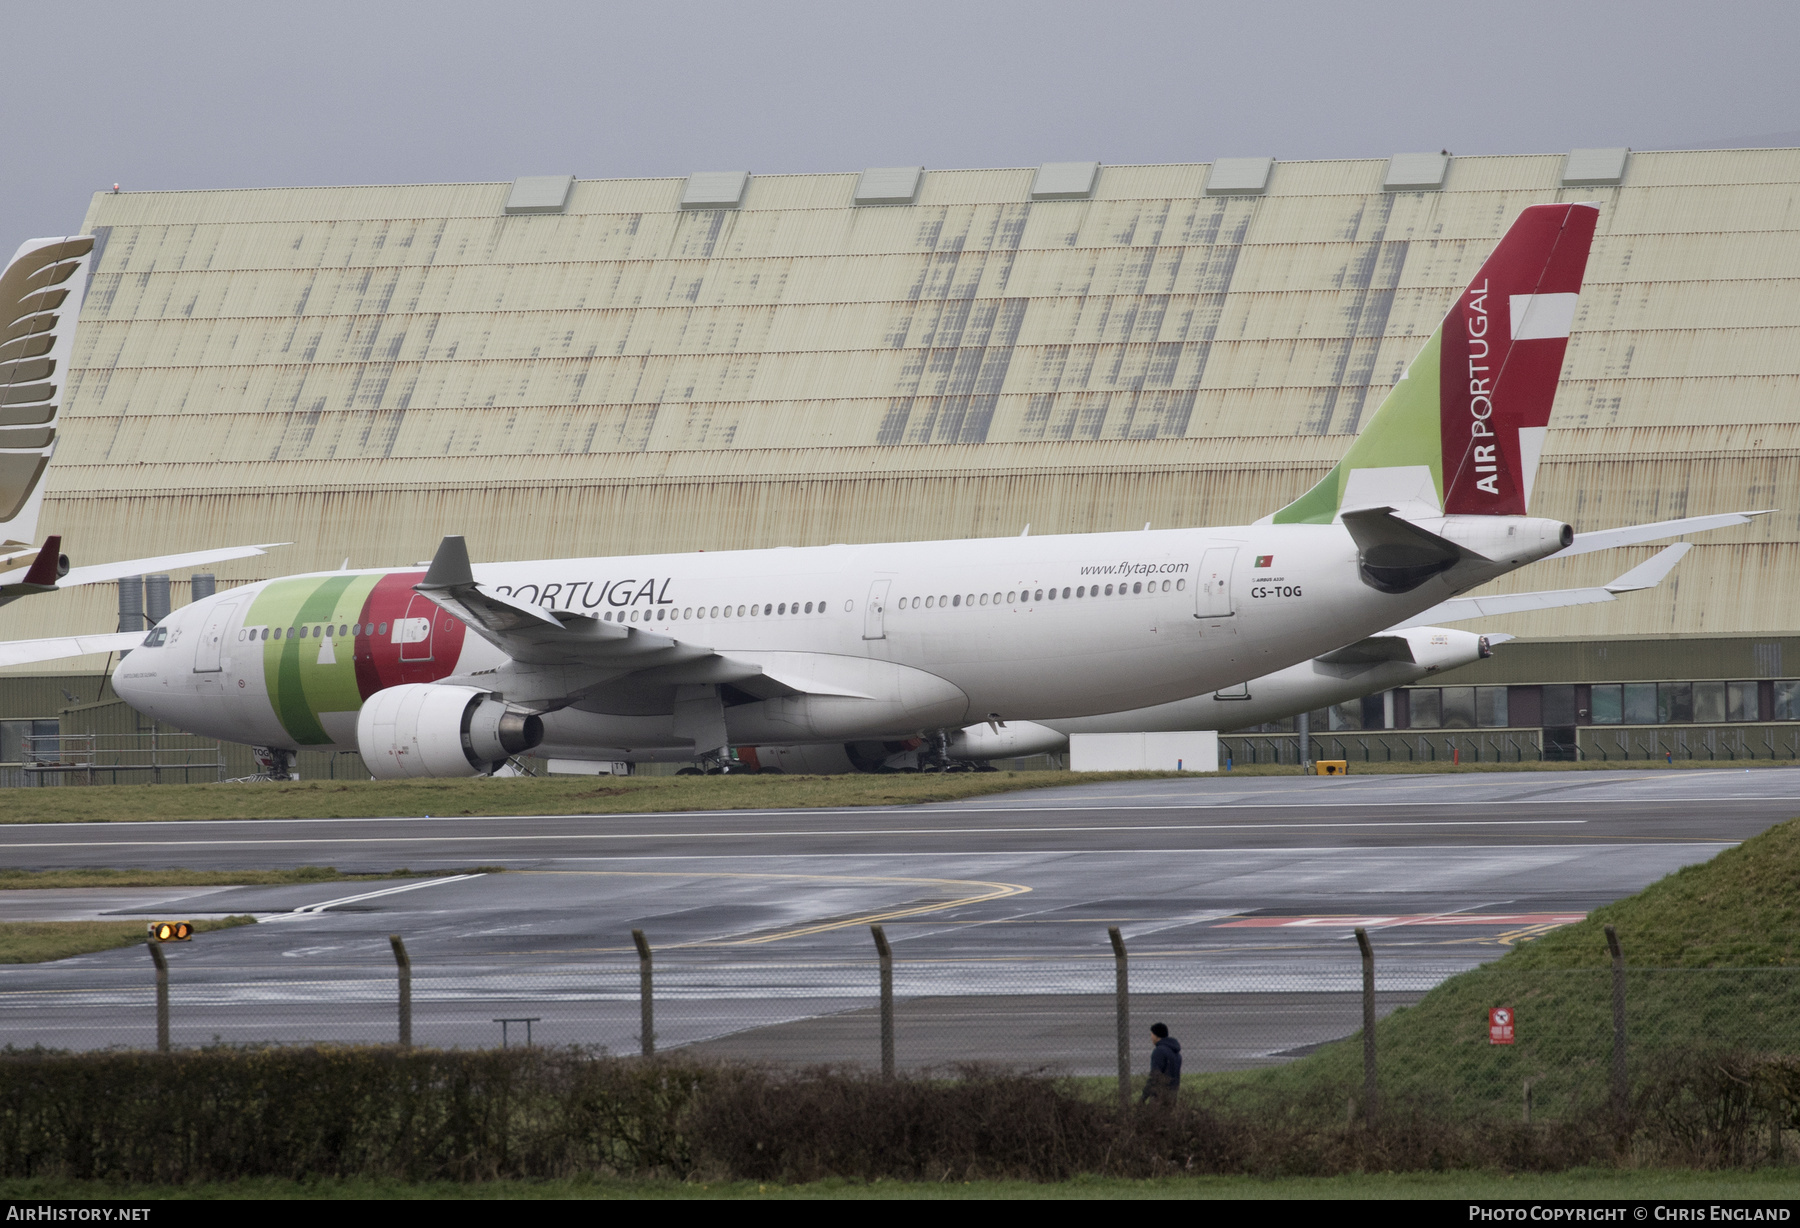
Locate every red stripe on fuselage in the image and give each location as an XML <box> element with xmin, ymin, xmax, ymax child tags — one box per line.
<box><xmin>353</xmin><ymin>571</ymin><xmax>468</xmax><ymax>698</ymax></box>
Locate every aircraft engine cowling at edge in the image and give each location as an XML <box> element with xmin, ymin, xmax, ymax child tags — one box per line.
<box><xmin>356</xmin><ymin>683</ymin><xmax>544</xmax><ymax>780</ymax></box>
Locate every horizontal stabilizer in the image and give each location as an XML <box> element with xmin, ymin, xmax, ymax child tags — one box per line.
<box><xmin>1558</xmin><ymin>510</ymin><xmax>1769</xmax><ymax>558</ymax></box>
<box><xmin>0</xmin><ymin>630</ymin><xmax>145</xmax><ymax>669</ymax></box>
<box><xmin>1398</xmin><ymin>543</ymin><xmax>1690</xmax><ymax>626</ymax></box>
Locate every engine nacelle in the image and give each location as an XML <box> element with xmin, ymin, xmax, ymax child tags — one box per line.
<box><xmin>356</xmin><ymin>683</ymin><xmax>544</xmax><ymax>780</ymax></box>
<box><xmin>945</xmin><ymin>720</ymin><xmax>1068</xmax><ymax>760</ymax></box>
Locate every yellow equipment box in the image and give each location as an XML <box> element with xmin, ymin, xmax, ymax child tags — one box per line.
<box><xmin>1315</xmin><ymin>760</ymin><xmax>1348</xmax><ymax>776</ymax></box>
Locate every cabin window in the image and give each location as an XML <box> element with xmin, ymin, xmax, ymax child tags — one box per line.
<box><xmin>1132</xmin><ymin>582</ymin><xmax>1142</xmax><ymax>594</ymax></box>
<box><xmin>953</xmin><ymin>595</ymin><xmax>961</xmax><ymax>607</ymax></box>
<box><xmin>1104</xmin><ymin>585</ymin><xmax>1113</xmax><ymax>596</ymax></box>
<box><xmin>1176</xmin><ymin>579</ymin><xmax>1185</xmax><ymax>591</ymax></box>
<box><xmin>377</xmin><ymin>623</ymin><xmax>388</xmax><ymax>635</ymax></box>
<box><xmin>1062</xmin><ymin>587</ymin><xmax>1071</xmax><ymax>598</ymax></box>
<box><xmin>777</xmin><ymin>603</ymin><xmax>786</xmax><ymax>615</ymax></box>
<box><xmin>926</xmin><ymin>596</ymin><xmax>934</xmax><ymax>608</ymax></box>
<box><xmin>1034</xmin><ymin>589</ymin><xmax>1042</xmax><ymax>601</ymax></box>
<box><xmin>737</xmin><ymin>605</ymin><xmax>746</xmax><ymax>617</ymax></box>
<box><xmin>1006</xmin><ymin>591</ymin><xmax>1015</xmax><ymax>603</ymax></box>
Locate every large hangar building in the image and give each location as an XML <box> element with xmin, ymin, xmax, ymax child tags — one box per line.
<box><xmin>2</xmin><ymin>147</ymin><xmax>1797</xmax><ymax>775</ymax></box>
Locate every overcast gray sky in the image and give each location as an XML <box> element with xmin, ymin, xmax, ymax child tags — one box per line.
<box><xmin>6</xmin><ymin>0</ymin><xmax>1797</xmax><ymax>239</ymax></box>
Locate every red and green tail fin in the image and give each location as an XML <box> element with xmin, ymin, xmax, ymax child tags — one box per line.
<box><xmin>1270</xmin><ymin>203</ymin><xmax>1598</xmax><ymax>524</ymax></box>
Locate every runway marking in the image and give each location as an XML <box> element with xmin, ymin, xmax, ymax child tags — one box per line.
<box><xmin>0</xmin><ymin>819</ymin><xmax>1592</xmax><ymax>852</ymax></box>
<box><xmin>257</xmin><ymin>872</ymin><xmax>486</xmax><ymax>921</ymax></box>
<box><xmin>1219</xmin><ymin>912</ymin><xmax>1586</xmax><ymax>929</ymax></box>
<box><xmin>515</xmin><ymin>870</ymin><xmax>1030</xmax><ymax>945</ymax></box>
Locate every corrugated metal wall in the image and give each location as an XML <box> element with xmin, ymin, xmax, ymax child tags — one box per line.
<box><xmin>5</xmin><ymin>149</ymin><xmax>1797</xmax><ymax>667</ymax></box>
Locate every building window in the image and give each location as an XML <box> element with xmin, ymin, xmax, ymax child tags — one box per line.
<box><xmin>1440</xmin><ymin>686</ymin><xmax>1476</xmax><ymax>729</ymax></box>
<box><xmin>1477</xmin><ymin>686</ymin><xmax>1509</xmax><ymax>727</ymax></box>
<box><xmin>1657</xmin><ymin>682</ymin><xmax>1693</xmax><ymax>724</ymax></box>
<box><xmin>1775</xmin><ymin>681</ymin><xmax>1800</xmax><ymax>720</ymax></box>
<box><xmin>1621</xmin><ymin>683</ymin><xmax>1656</xmax><ymax>724</ymax></box>
<box><xmin>1728</xmin><ymin>681</ymin><xmax>1758</xmax><ymax>721</ymax></box>
<box><xmin>1591</xmin><ymin>684</ymin><xmax>1622</xmax><ymax>724</ymax></box>
<box><xmin>1409</xmin><ymin>689</ymin><xmax>1441</xmax><ymax>728</ymax></box>
<box><xmin>1692</xmin><ymin>681</ymin><xmax>1726</xmax><ymax>724</ymax></box>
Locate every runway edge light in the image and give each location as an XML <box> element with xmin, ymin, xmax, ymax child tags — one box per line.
<box><xmin>147</xmin><ymin>921</ymin><xmax>193</xmax><ymax>942</ymax></box>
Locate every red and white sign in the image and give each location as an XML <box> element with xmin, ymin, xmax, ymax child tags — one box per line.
<box><xmin>1489</xmin><ymin>1007</ymin><xmax>1515</xmax><ymax>1045</ymax></box>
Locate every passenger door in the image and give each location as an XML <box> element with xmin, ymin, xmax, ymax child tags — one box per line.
<box><xmin>863</xmin><ymin>578</ymin><xmax>892</xmax><ymax>641</ymax></box>
<box><xmin>1195</xmin><ymin>547</ymin><xmax>1237</xmax><ymax>618</ymax></box>
<box><xmin>397</xmin><ymin>594</ymin><xmax>437</xmax><ymax>662</ymax></box>
<box><xmin>193</xmin><ymin>602</ymin><xmax>238</xmax><ymax>673</ymax></box>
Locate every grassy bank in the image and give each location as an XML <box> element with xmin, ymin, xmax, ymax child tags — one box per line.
<box><xmin>0</xmin><ymin>916</ymin><xmax>255</xmax><ymax>963</ymax></box>
<box><xmin>1208</xmin><ymin>815</ymin><xmax>1800</xmax><ymax>1126</ymax></box>
<box><xmin>5</xmin><ymin>759</ymin><xmax>1794</xmax><ymax>824</ymax></box>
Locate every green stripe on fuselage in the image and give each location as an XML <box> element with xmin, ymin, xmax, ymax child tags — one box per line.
<box><xmin>249</xmin><ymin>574</ymin><xmax>384</xmax><ymax>746</ymax></box>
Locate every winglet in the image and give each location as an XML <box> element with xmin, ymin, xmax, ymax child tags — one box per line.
<box><xmin>1604</xmin><ymin>542</ymin><xmax>1691</xmax><ymax>593</ymax></box>
<box><xmin>419</xmin><ymin>535</ymin><xmax>474</xmax><ymax>590</ymax></box>
<box><xmin>20</xmin><ymin>536</ymin><xmax>62</xmax><ymax>587</ymax></box>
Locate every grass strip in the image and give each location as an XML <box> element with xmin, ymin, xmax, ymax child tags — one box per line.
<box><xmin>2</xmin><ymin>1169</ymin><xmax>1798</xmax><ymax>1199</ymax></box>
<box><xmin>5</xmin><ymin>761</ymin><xmax>1795</xmax><ymax>824</ymax></box>
<box><xmin>0</xmin><ymin>916</ymin><xmax>255</xmax><ymax>963</ymax></box>
<box><xmin>0</xmin><ymin>866</ymin><xmax>502</xmax><ymax>890</ymax></box>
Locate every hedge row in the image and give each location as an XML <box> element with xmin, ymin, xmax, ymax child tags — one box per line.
<box><xmin>0</xmin><ymin>1048</ymin><xmax>1791</xmax><ymax>1182</ymax></box>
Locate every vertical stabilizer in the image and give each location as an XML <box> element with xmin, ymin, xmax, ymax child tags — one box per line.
<box><xmin>0</xmin><ymin>235</ymin><xmax>96</xmax><ymax>547</ymax></box>
<box><xmin>1269</xmin><ymin>204</ymin><xmax>1597</xmax><ymax>524</ymax></box>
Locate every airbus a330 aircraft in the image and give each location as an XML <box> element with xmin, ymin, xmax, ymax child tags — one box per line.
<box><xmin>93</xmin><ymin>202</ymin><xmax>1707</xmax><ymax>780</ymax></box>
<box><xmin>0</xmin><ymin>236</ymin><xmax>281</xmax><ymax>609</ymax></box>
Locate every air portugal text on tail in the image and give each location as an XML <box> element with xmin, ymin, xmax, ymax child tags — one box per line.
<box><xmin>1271</xmin><ymin>203</ymin><xmax>1599</xmax><ymax>526</ymax></box>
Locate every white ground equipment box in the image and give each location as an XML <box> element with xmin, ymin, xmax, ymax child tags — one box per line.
<box><xmin>1069</xmin><ymin>731</ymin><xmax>1218</xmax><ymax>773</ymax></box>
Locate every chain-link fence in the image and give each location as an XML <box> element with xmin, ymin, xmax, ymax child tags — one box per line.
<box><xmin>5</xmin><ymin>923</ymin><xmax>1795</xmax><ymax>1127</ymax></box>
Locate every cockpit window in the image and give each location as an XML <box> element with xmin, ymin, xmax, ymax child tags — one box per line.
<box><xmin>143</xmin><ymin>627</ymin><xmax>168</xmax><ymax>648</ymax></box>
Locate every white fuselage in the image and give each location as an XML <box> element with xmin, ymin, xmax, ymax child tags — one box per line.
<box><xmin>115</xmin><ymin>518</ymin><xmax>1567</xmax><ymax>759</ymax></box>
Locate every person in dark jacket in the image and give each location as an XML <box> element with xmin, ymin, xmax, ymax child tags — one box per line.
<box><xmin>1142</xmin><ymin>1022</ymin><xmax>1182</xmax><ymax>1103</ymax></box>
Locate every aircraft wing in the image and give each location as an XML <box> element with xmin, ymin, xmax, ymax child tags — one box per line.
<box><xmin>1558</xmin><ymin>510</ymin><xmax>1769</xmax><ymax>557</ymax></box>
<box><xmin>413</xmin><ymin>535</ymin><xmax>866</xmax><ymax>701</ymax></box>
<box><xmin>0</xmin><ymin>541</ymin><xmax>289</xmax><ymax>607</ymax></box>
<box><xmin>1398</xmin><ymin>543</ymin><xmax>1690</xmax><ymax>626</ymax></box>
<box><xmin>0</xmin><ymin>630</ymin><xmax>145</xmax><ymax>668</ymax></box>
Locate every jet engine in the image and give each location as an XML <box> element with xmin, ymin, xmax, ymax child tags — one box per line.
<box><xmin>945</xmin><ymin>720</ymin><xmax>1067</xmax><ymax>760</ymax></box>
<box><xmin>356</xmin><ymin>683</ymin><xmax>543</xmax><ymax>780</ymax></box>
